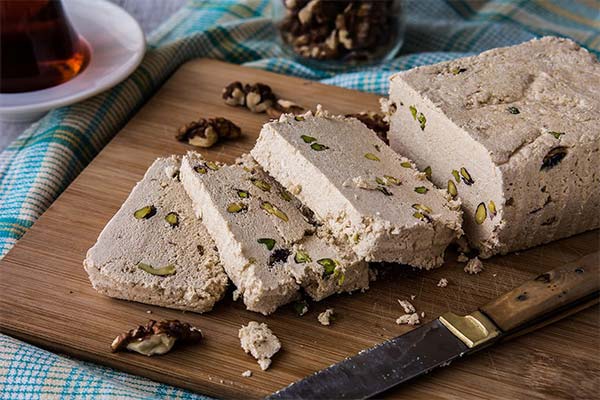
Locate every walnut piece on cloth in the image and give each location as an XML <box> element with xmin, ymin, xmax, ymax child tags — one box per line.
<box><xmin>111</xmin><ymin>320</ymin><xmax>202</xmax><ymax>356</ymax></box>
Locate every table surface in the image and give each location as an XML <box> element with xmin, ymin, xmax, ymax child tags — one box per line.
<box><xmin>0</xmin><ymin>0</ymin><xmax>185</xmax><ymax>151</ymax></box>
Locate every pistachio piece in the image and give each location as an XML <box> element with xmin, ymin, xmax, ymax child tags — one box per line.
<box><xmin>165</xmin><ymin>212</ymin><xmax>179</xmax><ymax>227</ymax></box>
<box><xmin>227</xmin><ymin>202</ymin><xmax>247</xmax><ymax>213</ymax></box>
<box><xmin>548</xmin><ymin>131</ymin><xmax>564</xmax><ymax>139</ymax></box>
<box><xmin>409</xmin><ymin>105</ymin><xmax>417</xmax><ymax>120</ymax></box>
<box><xmin>317</xmin><ymin>258</ymin><xmax>336</xmax><ymax>277</ymax></box>
<box><xmin>377</xmin><ymin>186</ymin><xmax>393</xmax><ymax>196</ymax></box>
<box><xmin>294</xmin><ymin>250</ymin><xmax>311</xmax><ymax>263</ymax></box>
<box><xmin>414</xmin><ymin>186</ymin><xmax>428</xmax><ymax>194</ymax></box>
<box><xmin>452</xmin><ymin>169</ymin><xmax>460</xmax><ymax>183</ymax></box>
<box><xmin>257</xmin><ymin>238</ymin><xmax>276</xmax><ymax>251</ymax></box>
<box><xmin>541</xmin><ymin>147</ymin><xmax>567</xmax><ymax>171</ymax></box>
<box><xmin>279</xmin><ymin>190</ymin><xmax>293</xmax><ymax>202</ymax></box>
<box><xmin>451</xmin><ymin>66</ymin><xmax>467</xmax><ymax>75</ymax></box>
<box><xmin>310</xmin><ymin>143</ymin><xmax>329</xmax><ymax>151</ymax></box>
<box><xmin>412</xmin><ymin>212</ymin><xmax>431</xmax><ymax>222</ymax></box>
<box><xmin>250</xmin><ymin>178</ymin><xmax>271</xmax><ymax>192</ymax></box>
<box><xmin>137</xmin><ymin>262</ymin><xmax>176</xmax><ymax>276</ymax></box>
<box><xmin>424</xmin><ymin>166</ymin><xmax>432</xmax><ymax>180</ymax></box>
<box><xmin>301</xmin><ymin>135</ymin><xmax>317</xmax><ymax>143</ymax></box>
<box><xmin>205</xmin><ymin>161</ymin><xmax>220</xmax><ymax>171</ymax></box>
<box><xmin>475</xmin><ymin>202</ymin><xmax>487</xmax><ymax>224</ymax></box>
<box><xmin>384</xmin><ymin>175</ymin><xmax>401</xmax><ymax>186</ymax></box>
<box><xmin>412</xmin><ymin>203</ymin><xmax>433</xmax><ymax>214</ymax></box>
<box><xmin>507</xmin><ymin>106</ymin><xmax>520</xmax><ymax>114</ymax></box>
<box><xmin>294</xmin><ymin>115</ymin><xmax>305</xmax><ymax>121</ymax></box>
<box><xmin>194</xmin><ymin>165</ymin><xmax>208</xmax><ymax>174</ymax></box>
<box><xmin>134</xmin><ymin>205</ymin><xmax>156</xmax><ymax>220</ymax></box>
<box><xmin>352</xmin><ymin>233</ymin><xmax>360</xmax><ymax>244</ymax></box>
<box><xmin>293</xmin><ymin>300</ymin><xmax>309</xmax><ymax>316</ymax></box>
<box><xmin>375</xmin><ymin>177</ymin><xmax>386</xmax><ymax>186</ymax></box>
<box><xmin>417</xmin><ymin>113</ymin><xmax>426</xmax><ymax>131</ymax></box>
<box><xmin>237</xmin><ymin>189</ymin><xmax>250</xmax><ymax>198</ymax></box>
<box><xmin>364</xmin><ymin>153</ymin><xmax>380</xmax><ymax>161</ymax></box>
<box><xmin>334</xmin><ymin>269</ymin><xmax>345</xmax><ymax>286</ymax></box>
<box><xmin>488</xmin><ymin>200</ymin><xmax>497</xmax><ymax>219</ymax></box>
<box><xmin>261</xmin><ymin>201</ymin><xmax>289</xmax><ymax>222</ymax></box>
<box><xmin>447</xmin><ymin>180</ymin><xmax>458</xmax><ymax>198</ymax></box>
<box><xmin>460</xmin><ymin>167</ymin><xmax>474</xmax><ymax>185</ymax></box>
<box><xmin>400</xmin><ymin>161</ymin><xmax>412</xmax><ymax>168</ymax></box>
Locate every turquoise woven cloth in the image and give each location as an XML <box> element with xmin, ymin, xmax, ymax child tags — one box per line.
<box><xmin>1</xmin><ymin>0</ymin><xmax>598</xmax><ymax>398</ymax></box>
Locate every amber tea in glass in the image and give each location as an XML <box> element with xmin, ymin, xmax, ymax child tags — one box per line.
<box><xmin>0</xmin><ymin>0</ymin><xmax>90</xmax><ymax>93</ymax></box>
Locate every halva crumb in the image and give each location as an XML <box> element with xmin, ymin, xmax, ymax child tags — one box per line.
<box><xmin>396</xmin><ymin>313</ymin><xmax>420</xmax><ymax>326</ymax></box>
<box><xmin>464</xmin><ymin>257</ymin><xmax>484</xmax><ymax>274</ymax></box>
<box><xmin>398</xmin><ymin>299</ymin><xmax>416</xmax><ymax>314</ymax></box>
<box><xmin>317</xmin><ymin>308</ymin><xmax>335</xmax><ymax>326</ymax></box>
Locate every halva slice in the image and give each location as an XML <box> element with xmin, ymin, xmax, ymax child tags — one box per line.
<box><xmin>388</xmin><ymin>37</ymin><xmax>600</xmax><ymax>257</ymax></box>
<box><xmin>239</xmin><ymin>321</ymin><xmax>281</xmax><ymax>370</ymax></box>
<box><xmin>180</xmin><ymin>152</ymin><xmax>369</xmax><ymax>315</ymax></box>
<box><xmin>84</xmin><ymin>156</ymin><xmax>229</xmax><ymax>313</ymax></box>
<box><xmin>251</xmin><ymin>108</ymin><xmax>463</xmax><ymax>268</ymax></box>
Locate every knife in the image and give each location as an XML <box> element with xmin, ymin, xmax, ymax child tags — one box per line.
<box><xmin>268</xmin><ymin>252</ymin><xmax>599</xmax><ymax>399</ymax></box>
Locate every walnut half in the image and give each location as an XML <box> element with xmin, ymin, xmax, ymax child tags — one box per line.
<box><xmin>176</xmin><ymin>117</ymin><xmax>241</xmax><ymax>148</ymax></box>
<box><xmin>111</xmin><ymin>320</ymin><xmax>202</xmax><ymax>356</ymax></box>
<box><xmin>222</xmin><ymin>81</ymin><xmax>305</xmax><ymax>118</ymax></box>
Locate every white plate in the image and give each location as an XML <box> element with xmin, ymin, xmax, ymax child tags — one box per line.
<box><xmin>0</xmin><ymin>0</ymin><xmax>145</xmax><ymax>122</ymax></box>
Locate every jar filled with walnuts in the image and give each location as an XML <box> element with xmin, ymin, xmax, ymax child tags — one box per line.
<box><xmin>273</xmin><ymin>0</ymin><xmax>405</xmax><ymax>67</ymax></box>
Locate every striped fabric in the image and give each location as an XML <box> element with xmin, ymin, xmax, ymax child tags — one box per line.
<box><xmin>1</xmin><ymin>0</ymin><xmax>598</xmax><ymax>397</ymax></box>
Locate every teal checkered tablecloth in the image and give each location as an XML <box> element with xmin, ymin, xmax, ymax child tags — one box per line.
<box><xmin>1</xmin><ymin>0</ymin><xmax>598</xmax><ymax>398</ymax></box>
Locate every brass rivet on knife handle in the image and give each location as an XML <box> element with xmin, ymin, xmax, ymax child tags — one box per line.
<box><xmin>480</xmin><ymin>252</ymin><xmax>600</xmax><ymax>334</ymax></box>
<box><xmin>439</xmin><ymin>311</ymin><xmax>500</xmax><ymax>348</ymax></box>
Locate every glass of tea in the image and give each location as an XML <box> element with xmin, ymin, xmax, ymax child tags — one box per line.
<box><xmin>0</xmin><ymin>0</ymin><xmax>90</xmax><ymax>93</ymax></box>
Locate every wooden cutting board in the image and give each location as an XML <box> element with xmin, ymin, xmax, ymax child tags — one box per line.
<box><xmin>1</xmin><ymin>59</ymin><xmax>598</xmax><ymax>399</ymax></box>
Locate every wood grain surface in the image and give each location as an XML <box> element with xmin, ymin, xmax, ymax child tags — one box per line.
<box><xmin>0</xmin><ymin>59</ymin><xmax>598</xmax><ymax>399</ymax></box>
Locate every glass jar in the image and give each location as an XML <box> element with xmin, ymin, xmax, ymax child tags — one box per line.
<box><xmin>273</xmin><ymin>0</ymin><xmax>405</xmax><ymax>69</ymax></box>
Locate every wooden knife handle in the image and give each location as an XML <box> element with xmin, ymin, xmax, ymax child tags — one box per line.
<box><xmin>480</xmin><ymin>252</ymin><xmax>600</xmax><ymax>333</ymax></box>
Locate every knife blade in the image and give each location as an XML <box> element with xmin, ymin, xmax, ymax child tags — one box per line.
<box><xmin>268</xmin><ymin>252</ymin><xmax>599</xmax><ymax>400</ymax></box>
<box><xmin>268</xmin><ymin>319</ymin><xmax>470</xmax><ymax>399</ymax></box>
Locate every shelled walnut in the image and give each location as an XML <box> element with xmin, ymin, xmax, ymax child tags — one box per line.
<box><xmin>222</xmin><ymin>81</ymin><xmax>305</xmax><ymax>118</ymax></box>
<box><xmin>176</xmin><ymin>117</ymin><xmax>241</xmax><ymax>148</ymax></box>
<box><xmin>266</xmin><ymin>99</ymin><xmax>305</xmax><ymax>118</ymax></box>
<box><xmin>111</xmin><ymin>320</ymin><xmax>202</xmax><ymax>356</ymax></box>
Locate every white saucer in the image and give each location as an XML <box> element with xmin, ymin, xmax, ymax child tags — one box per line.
<box><xmin>0</xmin><ymin>0</ymin><xmax>145</xmax><ymax>122</ymax></box>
